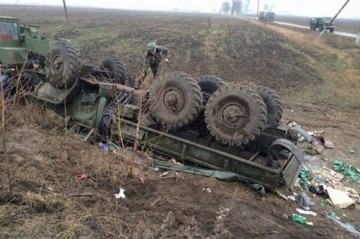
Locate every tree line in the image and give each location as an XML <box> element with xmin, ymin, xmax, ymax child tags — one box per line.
<box><xmin>220</xmin><ymin>0</ymin><xmax>243</xmax><ymax>15</ymax></box>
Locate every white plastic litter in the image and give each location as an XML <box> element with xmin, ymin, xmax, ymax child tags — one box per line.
<box><xmin>115</xmin><ymin>187</ymin><xmax>126</xmax><ymax>199</ymax></box>
<box><xmin>296</xmin><ymin>208</ymin><xmax>317</xmax><ymax>216</ymax></box>
<box><xmin>287</xmin><ymin>195</ymin><xmax>296</xmax><ymax>201</ymax></box>
<box><xmin>203</xmin><ymin>187</ymin><xmax>212</xmax><ymax>193</ymax></box>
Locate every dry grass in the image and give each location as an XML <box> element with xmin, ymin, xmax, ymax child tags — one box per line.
<box><xmin>0</xmin><ymin>93</ymin><xmax>149</xmax><ymax>238</ymax></box>
<box><xmin>259</xmin><ymin>23</ymin><xmax>360</xmax><ymax>111</ymax></box>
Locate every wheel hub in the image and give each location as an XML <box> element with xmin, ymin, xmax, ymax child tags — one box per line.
<box><xmin>53</xmin><ymin>56</ymin><xmax>63</xmax><ymax>74</ymax></box>
<box><xmin>221</xmin><ymin>104</ymin><xmax>246</xmax><ymax>128</ymax></box>
<box><xmin>163</xmin><ymin>89</ymin><xmax>183</xmax><ymax>112</ymax></box>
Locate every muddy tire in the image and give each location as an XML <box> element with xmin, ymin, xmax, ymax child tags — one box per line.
<box><xmin>197</xmin><ymin>75</ymin><xmax>226</xmax><ymax>106</ymax></box>
<box><xmin>149</xmin><ymin>72</ymin><xmax>203</xmax><ymax>129</ymax></box>
<box><xmin>98</xmin><ymin>57</ymin><xmax>127</xmax><ymax>85</ymax></box>
<box><xmin>45</xmin><ymin>42</ymin><xmax>81</xmax><ymax>89</ymax></box>
<box><xmin>205</xmin><ymin>85</ymin><xmax>267</xmax><ymax>146</ymax></box>
<box><xmin>255</xmin><ymin>85</ymin><xmax>283</xmax><ymax>127</ymax></box>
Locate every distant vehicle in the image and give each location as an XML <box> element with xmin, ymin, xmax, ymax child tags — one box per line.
<box><xmin>258</xmin><ymin>11</ymin><xmax>276</xmax><ymax>22</ymax></box>
<box><xmin>310</xmin><ymin>17</ymin><xmax>335</xmax><ymax>33</ymax></box>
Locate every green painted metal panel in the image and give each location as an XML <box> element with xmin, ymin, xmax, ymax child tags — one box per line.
<box><xmin>0</xmin><ymin>47</ymin><xmax>27</xmax><ymax>64</ymax></box>
<box><xmin>115</xmin><ymin>118</ymin><xmax>301</xmax><ymax>190</ymax></box>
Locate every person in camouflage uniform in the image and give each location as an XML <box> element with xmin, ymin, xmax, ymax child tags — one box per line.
<box><xmin>138</xmin><ymin>42</ymin><xmax>169</xmax><ymax>88</ymax></box>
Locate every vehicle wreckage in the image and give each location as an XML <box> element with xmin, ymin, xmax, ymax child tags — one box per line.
<box><xmin>1</xmin><ymin>17</ymin><xmax>305</xmax><ymax>192</ymax></box>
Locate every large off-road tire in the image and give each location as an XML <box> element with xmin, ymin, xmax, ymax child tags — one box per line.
<box><xmin>149</xmin><ymin>72</ymin><xmax>203</xmax><ymax>129</ymax></box>
<box><xmin>204</xmin><ymin>85</ymin><xmax>267</xmax><ymax>146</ymax></box>
<box><xmin>98</xmin><ymin>57</ymin><xmax>127</xmax><ymax>85</ymax></box>
<box><xmin>330</xmin><ymin>28</ymin><xmax>334</xmax><ymax>33</ymax></box>
<box><xmin>255</xmin><ymin>85</ymin><xmax>283</xmax><ymax>128</ymax></box>
<box><xmin>45</xmin><ymin>42</ymin><xmax>81</xmax><ymax>89</ymax></box>
<box><xmin>197</xmin><ymin>75</ymin><xmax>226</xmax><ymax>106</ymax></box>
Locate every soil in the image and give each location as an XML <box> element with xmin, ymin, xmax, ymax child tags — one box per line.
<box><xmin>1</xmin><ymin>5</ymin><xmax>360</xmax><ymax>239</ymax></box>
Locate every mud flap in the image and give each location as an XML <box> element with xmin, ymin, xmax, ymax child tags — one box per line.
<box><xmin>268</xmin><ymin>139</ymin><xmax>304</xmax><ymax>191</ymax></box>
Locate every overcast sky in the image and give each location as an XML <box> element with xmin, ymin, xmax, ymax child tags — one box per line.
<box><xmin>0</xmin><ymin>0</ymin><xmax>359</xmax><ymax>18</ymax></box>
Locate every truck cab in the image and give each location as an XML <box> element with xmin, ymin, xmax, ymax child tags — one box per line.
<box><xmin>310</xmin><ymin>17</ymin><xmax>335</xmax><ymax>33</ymax></box>
<box><xmin>0</xmin><ymin>16</ymin><xmax>55</xmax><ymax>66</ymax></box>
<box><xmin>258</xmin><ymin>11</ymin><xmax>276</xmax><ymax>22</ymax></box>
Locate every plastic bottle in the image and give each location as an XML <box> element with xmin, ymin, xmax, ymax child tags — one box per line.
<box><xmin>99</xmin><ymin>142</ymin><xmax>109</xmax><ymax>152</ymax></box>
<box><xmin>292</xmin><ymin>214</ymin><xmax>307</xmax><ymax>224</ymax></box>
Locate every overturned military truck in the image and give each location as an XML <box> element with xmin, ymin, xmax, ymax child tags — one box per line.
<box><xmin>1</xmin><ymin>25</ymin><xmax>304</xmax><ymax>191</ymax></box>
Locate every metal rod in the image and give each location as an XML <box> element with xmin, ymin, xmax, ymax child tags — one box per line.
<box><xmin>63</xmin><ymin>0</ymin><xmax>69</xmax><ymax>25</ymax></box>
<box><xmin>329</xmin><ymin>0</ymin><xmax>351</xmax><ymax>26</ymax></box>
<box><xmin>318</xmin><ymin>0</ymin><xmax>351</xmax><ymax>39</ymax></box>
<box><xmin>249</xmin><ymin>151</ymin><xmax>260</xmax><ymax>161</ymax></box>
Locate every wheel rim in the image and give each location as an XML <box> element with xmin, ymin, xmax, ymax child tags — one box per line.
<box><xmin>221</xmin><ymin>103</ymin><xmax>246</xmax><ymax>128</ymax></box>
<box><xmin>163</xmin><ymin>88</ymin><xmax>184</xmax><ymax>112</ymax></box>
<box><xmin>52</xmin><ymin>55</ymin><xmax>63</xmax><ymax>74</ymax></box>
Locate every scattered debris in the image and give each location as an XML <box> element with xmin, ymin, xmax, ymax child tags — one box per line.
<box><xmin>160</xmin><ymin>172</ymin><xmax>170</xmax><ymax>177</ymax></box>
<box><xmin>299</xmin><ymin>169</ymin><xmax>312</xmax><ymax>190</ymax></box>
<box><xmin>320</xmin><ymin>202</ymin><xmax>327</xmax><ymax>207</ymax></box>
<box><xmin>311</xmin><ymin>131</ymin><xmax>334</xmax><ymax>149</ymax></box>
<box><xmin>327</xmin><ymin>187</ymin><xmax>354</xmax><ymax>209</ymax></box>
<box><xmin>287</xmin><ymin>121</ymin><xmax>298</xmax><ymax>127</ymax></box>
<box><xmin>334</xmin><ymin>160</ymin><xmax>345</xmax><ymax>172</ymax></box>
<box><xmin>287</xmin><ymin>195</ymin><xmax>296</xmax><ymax>201</ymax></box>
<box><xmin>152</xmin><ymin>167</ymin><xmax>160</xmax><ymax>172</ymax></box>
<box><xmin>281</xmin><ymin>213</ymin><xmax>289</xmax><ymax>220</ymax></box>
<box><xmin>203</xmin><ymin>187</ymin><xmax>212</xmax><ymax>193</ymax></box>
<box><xmin>76</xmin><ymin>173</ymin><xmax>88</xmax><ymax>180</ymax></box>
<box><xmin>328</xmin><ymin>211</ymin><xmax>337</xmax><ymax>219</ymax></box>
<box><xmin>296</xmin><ymin>192</ymin><xmax>314</xmax><ymax>210</ymax></box>
<box><xmin>292</xmin><ymin>214</ymin><xmax>313</xmax><ymax>226</ymax></box>
<box><xmin>107</xmin><ymin>141</ymin><xmax>120</xmax><ymax>152</ymax></box>
<box><xmin>333</xmin><ymin>160</ymin><xmax>359</xmax><ymax>182</ymax></box>
<box><xmin>292</xmin><ymin>214</ymin><xmax>306</xmax><ymax>224</ymax></box>
<box><xmin>327</xmin><ymin>215</ymin><xmax>360</xmax><ymax>238</ymax></box>
<box><xmin>323</xmin><ymin>139</ymin><xmax>334</xmax><ymax>149</ymax></box>
<box><xmin>115</xmin><ymin>187</ymin><xmax>126</xmax><ymax>199</ymax></box>
<box><xmin>296</xmin><ymin>208</ymin><xmax>317</xmax><ymax>216</ymax></box>
<box><xmin>308</xmin><ymin>185</ymin><xmax>327</xmax><ymax>198</ymax></box>
<box><xmin>98</xmin><ymin>142</ymin><xmax>109</xmax><ymax>152</ymax></box>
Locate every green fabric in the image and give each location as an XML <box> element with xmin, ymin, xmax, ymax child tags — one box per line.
<box><xmin>152</xmin><ymin>160</ymin><xmax>266</xmax><ymax>195</ymax></box>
